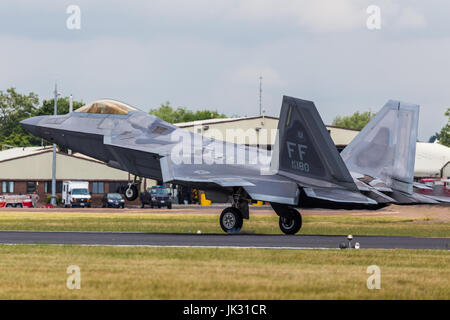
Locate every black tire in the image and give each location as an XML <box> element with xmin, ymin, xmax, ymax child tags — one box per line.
<box><xmin>220</xmin><ymin>207</ymin><xmax>243</xmax><ymax>234</ymax></box>
<box><xmin>124</xmin><ymin>185</ymin><xmax>138</xmax><ymax>201</ymax></box>
<box><xmin>157</xmin><ymin>205</ymin><xmax>161</xmax><ymax>208</ymax></box>
<box><xmin>141</xmin><ymin>203</ymin><xmax>145</xmax><ymax>208</ymax></box>
<box><xmin>279</xmin><ymin>208</ymin><xmax>302</xmax><ymax>235</ymax></box>
<box><xmin>167</xmin><ymin>203</ymin><xmax>172</xmax><ymax>209</ymax></box>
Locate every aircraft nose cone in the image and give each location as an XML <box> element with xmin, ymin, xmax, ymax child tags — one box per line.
<box><xmin>20</xmin><ymin>116</ymin><xmax>42</xmax><ymax>135</ymax></box>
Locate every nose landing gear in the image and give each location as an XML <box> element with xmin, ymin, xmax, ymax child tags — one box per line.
<box><xmin>124</xmin><ymin>184</ymin><xmax>138</xmax><ymax>201</ymax></box>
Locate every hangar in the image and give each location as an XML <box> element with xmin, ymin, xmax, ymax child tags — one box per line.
<box><xmin>175</xmin><ymin>116</ymin><xmax>359</xmax><ymax>152</ymax></box>
<box><xmin>0</xmin><ymin>146</ymin><xmax>154</xmax><ymax>206</ymax></box>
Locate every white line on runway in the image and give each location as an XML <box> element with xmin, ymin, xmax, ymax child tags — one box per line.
<box><xmin>0</xmin><ymin>242</ymin><xmax>338</xmax><ymax>250</ymax></box>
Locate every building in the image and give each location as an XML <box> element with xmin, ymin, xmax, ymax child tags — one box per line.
<box><xmin>175</xmin><ymin>116</ymin><xmax>359</xmax><ymax>151</ymax></box>
<box><xmin>0</xmin><ymin>146</ymin><xmax>154</xmax><ymax>206</ymax></box>
<box><xmin>415</xmin><ymin>142</ymin><xmax>450</xmax><ymax>178</ymax></box>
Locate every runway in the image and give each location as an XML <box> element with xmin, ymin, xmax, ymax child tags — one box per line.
<box><xmin>0</xmin><ymin>231</ymin><xmax>448</xmax><ymax>250</ymax></box>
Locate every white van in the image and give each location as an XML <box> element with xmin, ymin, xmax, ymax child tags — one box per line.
<box><xmin>62</xmin><ymin>181</ymin><xmax>92</xmax><ymax>208</ymax></box>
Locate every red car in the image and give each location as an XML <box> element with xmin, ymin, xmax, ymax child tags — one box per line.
<box><xmin>0</xmin><ymin>195</ymin><xmax>34</xmax><ymax>208</ymax></box>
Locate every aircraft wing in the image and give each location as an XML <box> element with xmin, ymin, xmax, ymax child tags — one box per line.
<box><xmin>159</xmin><ymin>140</ymin><xmax>301</xmax><ymax>205</ymax></box>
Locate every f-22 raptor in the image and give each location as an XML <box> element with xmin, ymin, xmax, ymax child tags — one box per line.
<box><xmin>21</xmin><ymin>96</ymin><xmax>440</xmax><ymax>235</ymax></box>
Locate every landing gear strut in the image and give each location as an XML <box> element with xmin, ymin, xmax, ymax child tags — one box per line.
<box><xmin>271</xmin><ymin>203</ymin><xmax>302</xmax><ymax>235</ymax></box>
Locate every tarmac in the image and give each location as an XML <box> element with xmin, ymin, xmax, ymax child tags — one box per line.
<box><xmin>0</xmin><ymin>230</ymin><xmax>448</xmax><ymax>250</ymax></box>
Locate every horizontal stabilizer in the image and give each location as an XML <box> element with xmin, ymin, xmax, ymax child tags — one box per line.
<box><xmin>390</xmin><ymin>191</ymin><xmax>439</xmax><ymax>204</ymax></box>
<box><xmin>413</xmin><ymin>182</ymin><xmax>433</xmax><ymax>190</ymax></box>
<box><xmin>303</xmin><ymin>187</ymin><xmax>377</xmax><ymax>205</ymax></box>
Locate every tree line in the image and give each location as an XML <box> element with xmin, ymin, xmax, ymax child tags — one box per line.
<box><xmin>332</xmin><ymin>109</ymin><xmax>450</xmax><ymax>147</ymax></box>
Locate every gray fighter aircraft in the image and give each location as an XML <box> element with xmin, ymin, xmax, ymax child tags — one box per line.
<box><xmin>20</xmin><ymin>96</ymin><xmax>441</xmax><ymax>235</ymax></box>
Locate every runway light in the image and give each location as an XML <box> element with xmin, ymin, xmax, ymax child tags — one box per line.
<box><xmin>355</xmin><ymin>242</ymin><xmax>360</xmax><ymax>249</ymax></box>
<box><xmin>197</xmin><ymin>230</ymin><xmax>201</xmax><ymax>234</ymax></box>
<box><xmin>347</xmin><ymin>234</ymin><xmax>354</xmax><ymax>249</ymax></box>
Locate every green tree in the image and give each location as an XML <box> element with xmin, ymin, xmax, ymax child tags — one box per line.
<box><xmin>0</xmin><ymin>88</ymin><xmax>84</xmax><ymax>149</ymax></box>
<box><xmin>0</xmin><ymin>88</ymin><xmax>40</xmax><ymax>148</ymax></box>
<box><xmin>35</xmin><ymin>96</ymin><xmax>84</xmax><ymax>116</ymax></box>
<box><xmin>438</xmin><ymin>108</ymin><xmax>450</xmax><ymax>147</ymax></box>
<box><xmin>332</xmin><ymin>111</ymin><xmax>375</xmax><ymax>131</ymax></box>
<box><xmin>149</xmin><ymin>101</ymin><xmax>227</xmax><ymax>123</ymax></box>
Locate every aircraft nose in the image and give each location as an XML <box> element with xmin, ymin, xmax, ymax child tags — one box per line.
<box><xmin>20</xmin><ymin>116</ymin><xmax>43</xmax><ymax>135</ymax></box>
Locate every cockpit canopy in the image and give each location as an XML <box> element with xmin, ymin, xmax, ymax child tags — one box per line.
<box><xmin>75</xmin><ymin>99</ymin><xmax>138</xmax><ymax>115</ymax></box>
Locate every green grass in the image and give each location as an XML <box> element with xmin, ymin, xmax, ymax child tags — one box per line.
<box><xmin>0</xmin><ymin>245</ymin><xmax>448</xmax><ymax>299</ymax></box>
<box><xmin>0</xmin><ymin>211</ymin><xmax>448</xmax><ymax>237</ymax></box>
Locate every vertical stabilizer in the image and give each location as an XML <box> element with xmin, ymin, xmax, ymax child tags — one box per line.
<box><xmin>271</xmin><ymin>96</ymin><xmax>357</xmax><ymax>191</ymax></box>
<box><xmin>340</xmin><ymin>100</ymin><xmax>419</xmax><ymax>194</ymax></box>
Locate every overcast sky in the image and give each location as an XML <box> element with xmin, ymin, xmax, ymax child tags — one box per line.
<box><xmin>0</xmin><ymin>0</ymin><xmax>449</xmax><ymax>140</ymax></box>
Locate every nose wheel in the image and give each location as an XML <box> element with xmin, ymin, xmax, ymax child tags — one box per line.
<box><xmin>220</xmin><ymin>207</ymin><xmax>243</xmax><ymax>234</ymax></box>
<box><xmin>124</xmin><ymin>185</ymin><xmax>138</xmax><ymax>201</ymax></box>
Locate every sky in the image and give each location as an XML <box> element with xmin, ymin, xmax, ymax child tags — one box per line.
<box><xmin>0</xmin><ymin>0</ymin><xmax>449</xmax><ymax>140</ymax></box>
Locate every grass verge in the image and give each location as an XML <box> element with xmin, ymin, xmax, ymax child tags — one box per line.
<box><xmin>0</xmin><ymin>244</ymin><xmax>448</xmax><ymax>299</ymax></box>
<box><xmin>0</xmin><ymin>211</ymin><xmax>448</xmax><ymax>237</ymax></box>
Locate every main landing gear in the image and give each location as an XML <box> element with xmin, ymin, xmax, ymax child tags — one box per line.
<box><xmin>220</xmin><ymin>207</ymin><xmax>243</xmax><ymax>233</ymax></box>
<box><xmin>218</xmin><ymin>189</ymin><xmax>302</xmax><ymax>235</ymax></box>
<box><xmin>219</xmin><ymin>189</ymin><xmax>249</xmax><ymax>234</ymax></box>
<box><xmin>271</xmin><ymin>203</ymin><xmax>302</xmax><ymax>235</ymax></box>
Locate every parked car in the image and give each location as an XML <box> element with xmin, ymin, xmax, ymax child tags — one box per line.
<box><xmin>140</xmin><ymin>186</ymin><xmax>172</xmax><ymax>209</ymax></box>
<box><xmin>101</xmin><ymin>193</ymin><xmax>125</xmax><ymax>208</ymax></box>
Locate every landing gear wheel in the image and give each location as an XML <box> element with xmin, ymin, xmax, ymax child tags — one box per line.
<box><xmin>279</xmin><ymin>209</ymin><xmax>302</xmax><ymax>235</ymax></box>
<box><xmin>124</xmin><ymin>185</ymin><xmax>138</xmax><ymax>201</ymax></box>
<box><xmin>220</xmin><ymin>207</ymin><xmax>243</xmax><ymax>234</ymax></box>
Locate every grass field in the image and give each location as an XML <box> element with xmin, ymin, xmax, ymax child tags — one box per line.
<box><xmin>0</xmin><ymin>211</ymin><xmax>448</xmax><ymax>237</ymax></box>
<box><xmin>0</xmin><ymin>210</ymin><xmax>448</xmax><ymax>299</ymax></box>
<box><xmin>0</xmin><ymin>244</ymin><xmax>448</xmax><ymax>299</ymax></box>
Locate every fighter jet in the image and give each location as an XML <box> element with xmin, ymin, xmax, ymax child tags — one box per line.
<box><xmin>20</xmin><ymin>96</ymin><xmax>442</xmax><ymax>235</ymax></box>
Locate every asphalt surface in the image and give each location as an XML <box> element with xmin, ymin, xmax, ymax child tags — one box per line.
<box><xmin>0</xmin><ymin>231</ymin><xmax>448</xmax><ymax>250</ymax></box>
